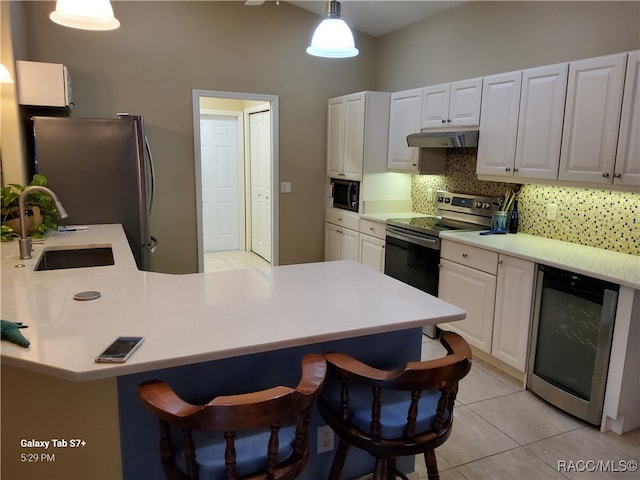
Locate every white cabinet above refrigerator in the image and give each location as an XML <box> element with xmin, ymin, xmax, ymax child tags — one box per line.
<box><xmin>16</xmin><ymin>60</ymin><xmax>73</xmax><ymax>109</ymax></box>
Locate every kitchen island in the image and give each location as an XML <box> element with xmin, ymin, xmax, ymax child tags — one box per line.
<box><xmin>1</xmin><ymin>225</ymin><xmax>465</xmax><ymax>479</ymax></box>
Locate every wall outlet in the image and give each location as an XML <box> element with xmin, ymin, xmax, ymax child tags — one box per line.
<box><xmin>317</xmin><ymin>425</ymin><xmax>334</xmax><ymax>453</ymax></box>
<box><xmin>547</xmin><ymin>203</ymin><xmax>558</xmax><ymax>221</ymax></box>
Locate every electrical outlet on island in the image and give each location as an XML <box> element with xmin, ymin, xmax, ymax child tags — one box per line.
<box><xmin>317</xmin><ymin>425</ymin><xmax>334</xmax><ymax>453</ymax></box>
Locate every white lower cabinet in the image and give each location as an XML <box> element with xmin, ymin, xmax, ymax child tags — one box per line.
<box><xmin>438</xmin><ymin>240</ymin><xmax>535</xmax><ymax>373</ymax></box>
<box><xmin>359</xmin><ymin>234</ymin><xmax>385</xmax><ymax>272</ymax></box>
<box><xmin>324</xmin><ymin>222</ymin><xmax>359</xmax><ymax>262</ymax></box>
<box><xmin>439</xmin><ymin>258</ymin><xmax>496</xmax><ymax>353</ymax></box>
<box><xmin>324</xmin><ymin>209</ymin><xmax>360</xmax><ymax>262</ymax></box>
<box><xmin>324</xmin><ymin>211</ymin><xmax>389</xmax><ymax>269</ymax></box>
<box><xmin>491</xmin><ymin>255</ymin><xmax>536</xmax><ymax>371</ymax></box>
<box><xmin>358</xmin><ymin>218</ymin><xmax>387</xmax><ymax>272</ymax></box>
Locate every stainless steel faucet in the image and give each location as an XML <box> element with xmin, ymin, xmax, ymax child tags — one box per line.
<box><xmin>18</xmin><ymin>186</ymin><xmax>69</xmax><ymax>260</ymax></box>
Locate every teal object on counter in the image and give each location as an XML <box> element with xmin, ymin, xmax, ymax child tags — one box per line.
<box><xmin>1</xmin><ymin>320</ymin><xmax>30</xmax><ymax>347</ymax></box>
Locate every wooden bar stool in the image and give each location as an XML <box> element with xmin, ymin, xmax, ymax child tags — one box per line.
<box><xmin>318</xmin><ymin>332</ymin><xmax>472</xmax><ymax>480</ymax></box>
<box><xmin>138</xmin><ymin>353</ymin><xmax>327</xmax><ymax>480</ymax></box>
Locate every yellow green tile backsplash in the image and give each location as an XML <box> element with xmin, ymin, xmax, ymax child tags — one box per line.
<box><xmin>412</xmin><ymin>149</ymin><xmax>639</xmax><ymax>256</ymax></box>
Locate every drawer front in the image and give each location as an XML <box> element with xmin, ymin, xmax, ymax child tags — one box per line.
<box><xmin>359</xmin><ymin>219</ymin><xmax>386</xmax><ymax>240</ymax></box>
<box><xmin>325</xmin><ymin>209</ymin><xmax>360</xmax><ymax>230</ymax></box>
<box><xmin>441</xmin><ymin>240</ymin><xmax>498</xmax><ymax>274</ymax></box>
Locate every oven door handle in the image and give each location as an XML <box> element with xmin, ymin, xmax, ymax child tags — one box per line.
<box><xmin>385</xmin><ymin>227</ymin><xmax>441</xmax><ymax>250</ymax></box>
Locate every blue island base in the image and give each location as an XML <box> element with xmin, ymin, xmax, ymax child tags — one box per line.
<box><xmin>117</xmin><ymin>328</ymin><xmax>423</xmax><ymax>479</ymax></box>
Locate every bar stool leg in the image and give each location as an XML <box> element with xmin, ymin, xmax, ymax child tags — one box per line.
<box><xmin>328</xmin><ymin>437</ymin><xmax>350</xmax><ymax>480</ymax></box>
<box><xmin>424</xmin><ymin>449</ymin><xmax>440</xmax><ymax>480</ymax></box>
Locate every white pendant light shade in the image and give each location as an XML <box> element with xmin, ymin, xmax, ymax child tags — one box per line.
<box><xmin>50</xmin><ymin>0</ymin><xmax>120</xmax><ymax>31</ymax></box>
<box><xmin>0</xmin><ymin>64</ymin><xmax>14</xmax><ymax>84</ymax></box>
<box><xmin>307</xmin><ymin>1</ymin><xmax>359</xmax><ymax>58</ymax></box>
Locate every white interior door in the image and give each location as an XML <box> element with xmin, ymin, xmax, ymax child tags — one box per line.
<box><xmin>201</xmin><ymin>115</ymin><xmax>240</xmax><ymax>251</ymax></box>
<box><xmin>249</xmin><ymin>110</ymin><xmax>271</xmax><ymax>261</ymax></box>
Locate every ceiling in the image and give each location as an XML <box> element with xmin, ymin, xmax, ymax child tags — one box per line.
<box><xmin>285</xmin><ymin>1</ymin><xmax>467</xmax><ymax>37</ymax></box>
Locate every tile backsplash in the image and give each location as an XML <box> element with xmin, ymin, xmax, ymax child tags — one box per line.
<box><xmin>412</xmin><ymin>149</ymin><xmax>639</xmax><ymax>256</ymax></box>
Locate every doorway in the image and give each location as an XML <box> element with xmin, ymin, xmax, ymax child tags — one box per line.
<box><xmin>192</xmin><ymin>90</ymin><xmax>279</xmax><ymax>273</ymax></box>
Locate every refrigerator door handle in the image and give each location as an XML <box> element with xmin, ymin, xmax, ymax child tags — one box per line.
<box><xmin>145</xmin><ymin>135</ymin><xmax>155</xmax><ymax>214</ymax></box>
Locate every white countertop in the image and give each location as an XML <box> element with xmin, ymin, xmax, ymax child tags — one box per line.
<box><xmin>440</xmin><ymin>231</ymin><xmax>640</xmax><ymax>289</ymax></box>
<box><xmin>0</xmin><ymin>225</ymin><xmax>465</xmax><ymax>381</ymax></box>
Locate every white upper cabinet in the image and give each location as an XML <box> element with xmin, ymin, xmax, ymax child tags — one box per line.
<box><xmin>477</xmin><ymin>65</ymin><xmax>568</xmax><ymax>181</ymax></box>
<box><xmin>514</xmin><ymin>63</ymin><xmax>568</xmax><ymax>179</ymax></box>
<box><xmin>476</xmin><ymin>71</ymin><xmax>522</xmax><ymax>176</ymax></box>
<box><xmin>327</xmin><ymin>91</ymin><xmax>390</xmax><ymax>182</ymax></box>
<box><xmin>327</xmin><ymin>97</ymin><xmax>345</xmax><ymax>178</ymax></box>
<box><xmin>387</xmin><ymin>88</ymin><xmax>422</xmax><ymax>172</ymax></box>
<box><xmin>615</xmin><ymin>50</ymin><xmax>640</xmax><ymax>187</ymax></box>
<box><xmin>327</xmin><ymin>93</ymin><xmax>365</xmax><ymax>180</ymax></box>
<box><xmin>421</xmin><ymin>78</ymin><xmax>482</xmax><ymax>129</ymax></box>
<box><xmin>16</xmin><ymin>60</ymin><xmax>73</xmax><ymax>108</ymax></box>
<box><xmin>342</xmin><ymin>94</ymin><xmax>366</xmax><ymax>179</ymax></box>
<box><xmin>558</xmin><ymin>53</ymin><xmax>626</xmax><ymax>183</ymax></box>
<box><xmin>421</xmin><ymin>83</ymin><xmax>450</xmax><ymax>129</ymax></box>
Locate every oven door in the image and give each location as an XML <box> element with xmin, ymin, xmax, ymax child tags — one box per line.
<box><xmin>384</xmin><ymin>227</ymin><xmax>441</xmax><ymax>337</ymax></box>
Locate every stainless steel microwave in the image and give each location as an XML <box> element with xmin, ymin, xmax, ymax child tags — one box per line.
<box><xmin>331</xmin><ymin>179</ymin><xmax>359</xmax><ymax>212</ymax></box>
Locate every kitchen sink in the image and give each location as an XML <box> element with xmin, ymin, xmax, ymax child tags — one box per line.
<box><xmin>34</xmin><ymin>246</ymin><xmax>114</xmax><ymax>271</ymax></box>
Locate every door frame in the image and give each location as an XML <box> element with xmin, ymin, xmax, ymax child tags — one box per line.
<box><xmin>192</xmin><ymin>89</ymin><xmax>280</xmax><ymax>272</ymax></box>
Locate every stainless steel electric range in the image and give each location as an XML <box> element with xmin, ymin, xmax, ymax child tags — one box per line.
<box><xmin>384</xmin><ymin>190</ymin><xmax>500</xmax><ymax>337</ymax></box>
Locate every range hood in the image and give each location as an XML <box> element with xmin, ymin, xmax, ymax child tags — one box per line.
<box><xmin>406</xmin><ymin>130</ymin><xmax>479</xmax><ymax>148</ymax></box>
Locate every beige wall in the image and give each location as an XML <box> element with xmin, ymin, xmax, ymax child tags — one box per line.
<box><xmin>375</xmin><ymin>1</ymin><xmax>640</xmax><ymax>91</ymax></box>
<box><xmin>8</xmin><ymin>1</ymin><xmax>376</xmax><ymax>273</ymax></box>
<box><xmin>5</xmin><ymin>1</ymin><xmax>640</xmax><ymax>272</ymax></box>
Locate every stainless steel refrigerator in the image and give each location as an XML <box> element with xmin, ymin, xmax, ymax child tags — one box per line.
<box><xmin>32</xmin><ymin>115</ymin><xmax>156</xmax><ymax>271</ymax></box>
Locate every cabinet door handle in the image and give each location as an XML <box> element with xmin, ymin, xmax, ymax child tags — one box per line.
<box><xmin>441</xmin><ymin>119</ymin><xmax>447</xmax><ymax>124</ymax></box>
<box><xmin>513</xmin><ymin>168</ymin><xmax>519</xmax><ymax>173</ymax></box>
<box><xmin>447</xmin><ymin>119</ymin><xmax>452</xmax><ymax>123</ymax></box>
<box><xmin>369</xmin><ymin>227</ymin><xmax>375</xmax><ymax>231</ymax></box>
<box><xmin>602</xmin><ymin>172</ymin><xmax>610</xmax><ymax>178</ymax></box>
<box><xmin>614</xmin><ymin>173</ymin><xmax>622</xmax><ymax>178</ymax></box>
<box><xmin>462</xmin><ymin>253</ymin><xmax>468</xmax><ymax>258</ymax></box>
<box><xmin>498</xmin><ymin>260</ymin><xmax>503</xmax><ymax>265</ymax></box>
<box><xmin>505</xmin><ymin>167</ymin><xmax>511</xmax><ymax>172</ymax></box>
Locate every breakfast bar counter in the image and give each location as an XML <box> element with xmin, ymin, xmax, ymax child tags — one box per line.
<box><xmin>1</xmin><ymin>224</ymin><xmax>465</xmax><ymax>479</ymax></box>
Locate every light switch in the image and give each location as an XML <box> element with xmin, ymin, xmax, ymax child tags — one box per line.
<box><xmin>280</xmin><ymin>182</ymin><xmax>292</xmax><ymax>193</ymax></box>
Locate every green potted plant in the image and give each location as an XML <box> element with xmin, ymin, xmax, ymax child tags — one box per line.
<box><xmin>1</xmin><ymin>174</ymin><xmax>61</xmax><ymax>241</ymax></box>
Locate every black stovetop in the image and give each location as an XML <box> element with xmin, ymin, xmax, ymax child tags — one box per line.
<box><xmin>386</xmin><ymin>216</ymin><xmax>484</xmax><ymax>237</ymax></box>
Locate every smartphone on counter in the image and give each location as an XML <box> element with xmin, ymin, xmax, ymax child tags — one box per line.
<box><xmin>95</xmin><ymin>336</ymin><xmax>144</xmax><ymax>363</ymax></box>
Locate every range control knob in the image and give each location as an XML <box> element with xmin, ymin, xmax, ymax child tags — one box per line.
<box><xmin>444</xmin><ymin>198</ymin><xmax>451</xmax><ymax>204</ymax></box>
<box><xmin>483</xmin><ymin>202</ymin><xmax>492</xmax><ymax>209</ymax></box>
<box><xmin>474</xmin><ymin>201</ymin><xmax>483</xmax><ymax>208</ymax></box>
<box><xmin>437</xmin><ymin>196</ymin><xmax>444</xmax><ymax>203</ymax></box>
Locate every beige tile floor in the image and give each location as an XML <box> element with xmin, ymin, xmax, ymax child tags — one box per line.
<box><xmin>203</xmin><ymin>250</ymin><xmax>270</xmax><ymax>272</ymax></box>
<box><xmin>409</xmin><ymin>335</ymin><xmax>640</xmax><ymax>480</ymax></box>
